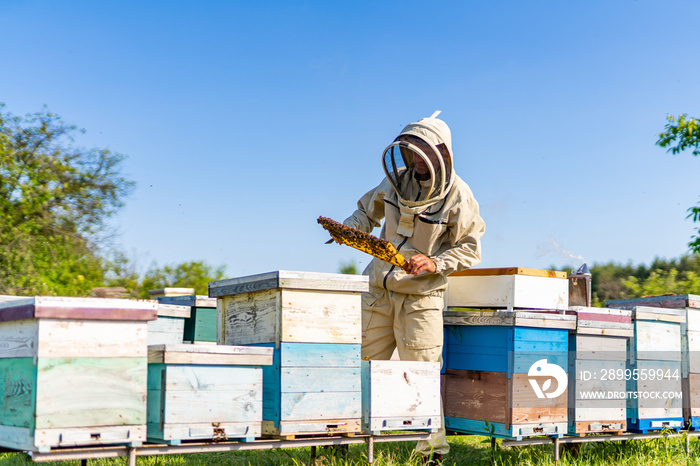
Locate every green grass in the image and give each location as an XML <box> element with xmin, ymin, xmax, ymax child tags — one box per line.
<box><xmin>2</xmin><ymin>434</ymin><xmax>700</xmax><ymax>465</ymax></box>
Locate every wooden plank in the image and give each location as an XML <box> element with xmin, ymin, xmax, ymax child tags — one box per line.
<box><xmin>0</xmin><ymin>358</ymin><xmax>37</xmax><ymax>429</ymax></box>
<box><xmin>281</xmin><ymin>367</ymin><xmax>360</xmax><ymax>393</ymax></box>
<box><xmin>35</xmin><ymin>425</ymin><xmax>146</xmax><ymax>449</ymax></box>
<box><xmin>185</xmin><ymin>307</ymin><xmax>217</xmax><ymax>343</ymax></box>
<box><xmin>150</xmin><ymin>421</ymin><xmax>261</xmax><ymax>443</ymax></box>
<box><xmin>570</xmin><ymin>334</ymin><xmax>627</xmax><ymax>360</ymax></box>
<box><xmin>449</xmin><ymin>267</ymin><xmax>567</xmax><ymax>279</ymax></box>
<box><xmin>572</xmin><ymin>420</ymin><xmax>626</xmax><ymax>434</ymax></box>
<box><xmin>444</xmin><ymin>369</ymin><xmax>507</xmax><ymax>424</ymax></box>
<box><xmin>627</xmin><ymin>360</ymin><xmax>683</xmax><ymax>420</ymax></box>
<box><xmin>159</xmin><ymin>389</ymin><xmax>262</xmax><ymax>425</ymax></box>
<box><xmin>444</xmin><ymin>310</ymin><xmax>576</xmax><ymax>330</ymax></box>
<box><xmin>687</xmin><ymin>373</ymin><xmax>700</xmax><ymax>417</ymax></box>
<box><xmin>148</xmin><ymin>344</ymin><xmax>273</xmax><ymax>366</ymax></box>
<box><xmin>447</xmin><ymin>274</ymin><xmax>569</xmax><ymax>310</ymax></box>
<box><xmin>148</xmin><ymin>364</ymin><xmax>263</xmax><ymax>392</ymax></box>
<box><xmin>220</xmin><ymin>289</ymin><xmax>279</xmax><ymax>345</ymax></box>
<box><xmin>0</xmin><ymin>297</ymin><xmax>158</xmax><ymax>322</ymax></box>
<box><xmin>156</xmin><ymin>304</ymin><xmax>191</xmax><ymax>319</ymax></box>
<box><xmin>262</xmin><ymin>419</ymin><xmax>361</xmax><ymax>437</ymax></box>
<box><xmin>280</xmin><ymin>391</ymin><xmax>361</xmax><ymax>421</ymax></box>
<box><xmin>363</xmin><ymin>361</ymin><xmax>440</xmax><ymax>419</ymax></box>
<box><xmin>37</xmin><ymin>320</ymin><xmax>147</xmax><ymax>359</ymax></box>
<box><xmin>511</xmin><ymin>373</ymin><xmax>568</xmax><ymax>424</ymax></box>
<box><xmin>279</xmin><ymin>290</ymin><xmax>361</xmax><ymax>344</ymax></box>
<box><xmin>634</xmin><ymin>320</ymin><xmax>682</xmax><ymax>360</ymax></box>
<box><xmin>0</xmin><ymin>319</ymin><xmax>37</xmax><ymax>359</ymax></box>
<box><xmin>209</xmin><ymin>270</ymin><xmax>369</xmax><ymax>298</ymax></box>
<box><xmin>687</xmin><ymin>308</ymin><xmax>700</xmax><ymax>332</ymax></box>
<box><xmin>607</xmin><ymin>294</ymin><xmax>700</xmax><ymax>310</ymax></box>
<box><xmin>35</xmin><ymin>357</ymin><xmax>147</xmax><ymax>429</ymax></box>
<box><xmin>278</xmin><ymin>343</ymin><xmax>361</xmax><ymax>368</ymax></box>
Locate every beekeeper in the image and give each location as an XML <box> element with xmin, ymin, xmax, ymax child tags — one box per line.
<box><xmin>342</xmin><ymin>111</ymin><xmax>485</xmax><ymax>464</ymax></box>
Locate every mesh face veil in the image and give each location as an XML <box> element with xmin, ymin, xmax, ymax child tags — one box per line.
<box><xmin>381</xmin><ymin>111</ymin><xmax>454</xmax><ymax>209</ymax></box>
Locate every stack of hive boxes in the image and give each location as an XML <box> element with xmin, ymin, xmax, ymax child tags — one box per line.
<box><xmin>209</xmin><ymin>270</ymin><xmax>367</xmax><ymax>438</ymax></box>
<box><xmin>0</xmin><ymin>296</ymin><xmax>157</xmax><ymax>452</ymax></box>
<box><xmin>607</xmin><ymin>299</ymin><xmax>685</xmax><ymax>433</ymax></box>
<box><xmin>443</xmin><ymin>267</ymin><xmax>574</xmax><ymax>440</ymax></box>
<box><xmin>566</xmin><ymin>307</ymin><xmax>633</xmax><ymax>435</ymax></box>
<box><xmin>609</xmin><ymin>294</ymin><xmax>699</xmax><ymax>431</ymax></box>
<box><xmin>156</xmin><ymin>294</ymin><xmax>218</xmax><ymax>344</ymax></box>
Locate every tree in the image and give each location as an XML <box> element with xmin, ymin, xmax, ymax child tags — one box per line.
<box><xmin>132</xmin><ymin>260</ymin><xmax>227</xmax><ymax>298</ymax></box>
<box><xmin>339</xmin><ymin>260</ymin><xmax>358</xmax><ymax>275</ymax></box>
<box><xmin>657</xmin><ymin>114</ymin><xmax>700</xmax><ymax>252</ymax></box>
<box><xmin>0</xmin><ymin>104</ymin><xmax>134</xmax><ymax>296</ymax></box>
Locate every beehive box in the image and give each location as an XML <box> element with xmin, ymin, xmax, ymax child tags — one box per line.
<box><xmin>447</xmin><ymin>268</ymin><xmax>569</xmax><ymax>311</ymax></box>
<box><xmin>567</xmin><ymin>307</ymin><xmax>633</xmax><ymax>435</ymax></box>
<box><xmin>147</xmin><ymin>344</ymin><xmax>273</xmax><ymax>444</ymax></box>
<box><xmin>609</xmin><ymin>295</ymin><xmax>700</xmax><ymax>430</ymax></box>
<box><xmin>606</xmin><ymin>305</ymin><xmax>685</xmax><ymax>433</ymax></box>
<box><xmin>209</xmin><ymin>270</ymin><xmax>368</xmax><ymax>437</ymax></box>
<box><xmin>361</xmin><ymin>360</ymin><xmax>441</xmax><ymax>435</ymax></box>
<box><xmin>442</xmin><ymin>310</ymin><xmax>574</xmax><ymax>440</ymax></box>
<box><xmin>148</xmin><ymin>304</ymin><xmax>191</xmax><ymax>345</ymax></box>
<box><xmin>157</xmin><ymin>295</ymin><xmax>217</xmax><ymax>344</ymax></box>
<box><xmin>0</xmin><ymin>296</ymin><xmax>157</xmax><ymax>452</ymax></box>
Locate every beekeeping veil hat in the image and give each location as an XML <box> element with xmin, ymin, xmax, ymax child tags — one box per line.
<box><xmin>382</xmin><ymin>111</ymin><xmax>455</xmax><ymax>237</ymax></box>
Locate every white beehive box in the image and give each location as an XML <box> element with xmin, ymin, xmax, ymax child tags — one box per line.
<box><xmin>209</xmin><ymin>270</ymin><xmax>368</xmax><ymax>346</ymax></box>
<box><xmin>361</xmin><ymin>360</ymin><xmax>441</xmax><ymax>435</ymax></box>
<box><xmin>0</xmin><ymin>296</ymin><xmax>157</xmax><ymax>452</ymax></box>
<box><xmin>447</xmin><ymin>268</ymin><xmax>569</xmax><ymax>311</ymax></box>
<box><xmin>147</xmin><ymin>344</ymin><xmax>273</xmax><ymax>444</ymax></box>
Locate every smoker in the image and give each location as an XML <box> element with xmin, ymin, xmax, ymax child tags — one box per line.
<box><xmin>568</xmin><ymin>263</ymin><xmax>591</xmax><ymax>307</ymax></box>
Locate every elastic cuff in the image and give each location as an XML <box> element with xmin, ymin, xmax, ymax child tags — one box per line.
<box><xmin>432</xmin><ymin>256</ymin><xmax>445</xmax><ymax>274</ymax></box>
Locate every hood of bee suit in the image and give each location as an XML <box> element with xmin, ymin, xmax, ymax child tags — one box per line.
<box><xmin>382</xmin><ymin>110</ymin><xmax>456</xmax><ymax>237</ymax></box>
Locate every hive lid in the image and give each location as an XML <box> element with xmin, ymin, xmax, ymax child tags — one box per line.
<box><xmin>157</xmin><ymin>295</ymin><xmax>217</xmax><ymax>308</ymax></box>
<box><xmin>0</xmin><ymin>296</ymin><xmax>158</xmax><ymax>322</ymax></box>
<box><xmin>156</xmin><ymin>303</ymin><xmax>191</xmax><ymax>318</ymax></box>
<box><xmin>148</xmin><ymin>344</ymin><xmax>274</xmax><ymax>366</ymax></box>
<box><xmin>606</xmin><ymin>305</ymin><xmax>687</xmax><ymax>323</ymax></box>
<box><xmin>449</xmin><ymin>267</ymin><xmax>567</xmax><ymax>279</ymax></box>
<box><xmin>444</xmin><ymin>309</ymin><xmax>576</xmax><ymax>330</ymax></box>
<box><xmin>607</xmin><ymin>294</ymin><xmax>700</xmax><ymax>310</ymax></box>
<box><xmin>209</xmin><ymin>270</ymin><xmax>369</xmax><ymax>298</ymax></box>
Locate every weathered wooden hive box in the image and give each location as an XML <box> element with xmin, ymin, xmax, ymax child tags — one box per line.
<box><xmin>209</xmin><ymin>270</ymin><xmax>368</xmax><ymax>438</ymax></box>
<box><xmin>442</xmin><ymin>309</ymin><xmax>575</xmax><ymax>440</ymax></box>
<box><xmin>606</xmin><ymin>302</ymin><xmax>685</xmax><ymax>433</ymax></box>
<box><xmin>148</xmin><ymin>303</ymin><xmax>191</xmax><ymax>345</ymax></box>
<box><xmin>157</xmin><ymin>295</ymin><xmax>217</xmax><ymax>344</ymax></box>
<box><xmin>567</xmin><ymin>307</ymin><xmax>633</xmax><ymax>435</ymax></box>
<box><xmin>361</xmin><ymin>360</ymin><xmax>441</xmax><ymax>435</ymax></box>
<box><xmin>609</xmin><ymin>294</ymin><xmax>700</xmax><ymax>430</ymax></box>
<box><xmin>447</xmin><ymin>267</ymin><xmax>569</xmax><ymax>312</ymax></box>
<box><xmin>147</xmin><ymin>344</ymin><xmax>273</xmax><ymax>444</ymax></box>
<box><xmin>0</xmin><ymin>296</ymin><xmax>157</xmax><ymax>452</ymax></box>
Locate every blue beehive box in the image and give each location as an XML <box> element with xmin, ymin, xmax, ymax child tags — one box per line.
<box><xmin>442</xmin><ymin>310</ymin><xmax>574</xmax><ymax>440</ymax></box>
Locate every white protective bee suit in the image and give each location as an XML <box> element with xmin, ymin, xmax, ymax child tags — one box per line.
<box><xmin>343</xmin><ymin>111</ymin><xmax>485</xmax><ymax>457</ymax></box>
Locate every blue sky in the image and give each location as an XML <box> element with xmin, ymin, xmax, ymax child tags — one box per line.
<box><xmin>2</xmin><ymin>1</ymin><xmax>699</xmax><ymax>279</ymax></box>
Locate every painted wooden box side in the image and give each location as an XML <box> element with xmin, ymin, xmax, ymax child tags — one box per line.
<box><xmin>626</xmin><ymin>359</ymin><xmax>683</xmax><ymax>421</ymax></box>
<box><xmin>632</xmin><ymin>320</ymin><xmax>682</xmax><ymax>361</ymax></box>
<box><xmin>444</xmin><ymin>369</ymin><xmax>567</xmax><ymax>426</ymax></box>
<box><xmin>444</xmin><ymin>325</ymin><xmax>568</xmax><ymax>375</ymax></box>
<box><xmin>361</xmin><ymin>360</ymin><xmax>440</xmax><ymax>432</ymax></box>
<box><xmin>219</xmin><ymin>289</ymin><xmax>361</xmax><ymax>346</ymax></box>
<box><xmin>147</xmin><ymin>363</ymin><xmax>263</xmax><ymax>442</ymax></box>
<box><xmin>607</xmin><ymin>294</ymin><xmax>700</xmax><ymax>310</ymax></box>
<box><xmin>148</xmin><ymin>316</ymin><xmax>186</xmax><ymax>346</ymax></box>
<box><xmin>183</xmin><ymin>307</ymin><xmax>217</xmax><ymax>343</ymax></box>
<box><xmin>446</xmin><ymin>274</ymin><xmax>569</xmax><ymax>310</ymax></box>
<box><xmin>256</xmin><ymin>343</ymin><xmax>361</xmax><ymax>429</ymax></box>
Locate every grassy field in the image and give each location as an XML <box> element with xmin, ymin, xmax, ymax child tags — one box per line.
<box><xmin>2</xmin><ymin>433</ymin><xmax>700</xmax><ymax>465</ymax></box>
